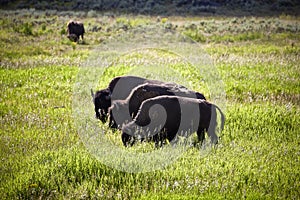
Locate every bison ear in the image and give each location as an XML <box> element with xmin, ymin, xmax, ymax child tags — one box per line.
<box><xmin>105</xmin><ymin>95</ymin><xmax>111</xmax><ymax>101</ymax></box>
<box><xmin>91</xmin><ymin>89</ymin><xmax>95</xmax><ymax>97</ymax></box>
<box><xmin>105</xmin><ymin>90</ymin><xmax>112</xmax><ymax>100</ymax></box>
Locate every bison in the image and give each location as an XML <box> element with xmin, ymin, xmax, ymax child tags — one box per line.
<box><xmin>109</xmin><ymin>83</ymin><xmax>206</xmax><ymax>129</ymax></box>
<box><xmin>91</xmin><ymin>76</ymin><xmax>186</xmax><ymax>123</ymax></box>
<box><xmin>67</xmin><ymin>20</ymin><xmax>85</xmax><ymax>42</ymax></box>
<box><xmin>121</xmin><ymin>95</ymin><xmax>225</xmax><ymax>147</ymax></box>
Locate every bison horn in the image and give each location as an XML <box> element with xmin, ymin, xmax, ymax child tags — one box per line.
<box><xmin>90</xmin><ymin>89</ymin><xmax>94</xmax><ymax>97</ymax></box>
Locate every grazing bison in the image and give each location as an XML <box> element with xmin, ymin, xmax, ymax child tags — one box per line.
<box><xmin>67</xmin><ymin>20</ymin><xmax>85</xmax><ymax>42</ymax></box>
<box><xmin>91</xmin><ymin>76</ymin><xmax>186</xmax><ymax>123</ymax></box>
<box><xmin>121</xmin><ymin>96</ymin><xmax>225</xmax><ymax>147</ymax></box>
<box><xmin>109</xmin><ymin>83</ymin><xmax>206</xmax><ymax>129</ymax></box>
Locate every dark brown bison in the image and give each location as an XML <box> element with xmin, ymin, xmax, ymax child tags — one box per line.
<box><xmin>67</xmin><ymin>20</ymin><xmax>85</xmax><ymax>42</ymax></box>
<box><xmin>121</xmin><ymin>96</ymin><xmax>225</xmax><ymax>147</ymax></box>
<box><xmin>91</xmin><ymin>76</ymin><xmax>186</xmax><ymax>123</ymax></box>
<box><xmin>109</xmin><ymin>83</ymin><xmax>206</xmax><ymax>129</ymax></box>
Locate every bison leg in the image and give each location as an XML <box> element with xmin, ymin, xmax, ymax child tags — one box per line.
<box><xmin>196</xmin><ymin>128</ymin><xmax>205</xmax><ymax>144</ymax></box>
<box><xmin>153</xmin><ymin>131</ymin><xmax>168</xmax><ymax>148</ymax></box>
<box><xmin>108</xmin><ymin>111</ymin><xmax>118</xmax><ymax>129</ymax></box>
<box><xmin>153</xmin><ymin>134</ymin><xmax>162</xmax><ymax>148</ymax></box>
<box><xmin>122</xmin><ymin>132</ymin><xmax>135</xmax><ymax>147</ymax></box>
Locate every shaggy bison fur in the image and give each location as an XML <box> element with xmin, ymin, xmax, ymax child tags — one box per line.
<box><xmin>67</xmin><ymin>20</ymin><xmax>85</xmax><ymax>42</ymax></box>
<box><xmin>121</xmin><ymin>96</ymin><xmax>225</xmax><ymax>147</ymax></box>
<box><xmin>109</xmin><ymin>83</ymin><xmax>206</xmax><ymax>129</ymax></box>
<box><xmin>91</xmin><ymin>76</ymin><xmax>185</xmax><ymax>123</ymax></box>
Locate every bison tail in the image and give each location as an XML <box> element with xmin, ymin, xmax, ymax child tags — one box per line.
<box><xmin>207</xmin><ymin>106</ymin><xmax>218</xmax><ymax>144</ymax></box>
<box><xmin>214</xmin><ymin>105</ymin><xmax>225</xmax><ymax>132</ymax></box>
<box><xmin>207</xmin><ymin>104</ymin><xmax>225</xmax><ymax>145</ymax></box>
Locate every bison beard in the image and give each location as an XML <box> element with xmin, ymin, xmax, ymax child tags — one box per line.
<box><xmin>121</xmin><ymin>96</ymin><xmax>224</xmax><ymax>147</ymax></box>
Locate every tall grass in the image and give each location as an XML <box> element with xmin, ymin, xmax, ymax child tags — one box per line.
<box><xmin>0</xmin><ymin>10</ymin><xmax>299</xmax><ymax>199</ymax></box>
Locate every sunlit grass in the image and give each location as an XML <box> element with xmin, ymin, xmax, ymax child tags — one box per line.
<box><xmin>0</xmin><ymin>10</ymin><xmax>299</xmax><ymax>199</ymax></box>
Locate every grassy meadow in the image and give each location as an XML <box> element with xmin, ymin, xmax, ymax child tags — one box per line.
<box><xmin>0</xmin><ymin>10</ymin><xmax>300</xmax><ymax>199</ymax></box>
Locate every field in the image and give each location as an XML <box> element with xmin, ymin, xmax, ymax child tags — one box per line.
<box><xmin>1</xmin><ymin>9</ymin><xmax>300</xmax><ymax>199</ymax></box>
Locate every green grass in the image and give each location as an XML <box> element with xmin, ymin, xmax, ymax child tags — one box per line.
<box><xmin>0</xmin><ymin>10</ymin><xmax>300</xmax><ymax>199</ymax></box>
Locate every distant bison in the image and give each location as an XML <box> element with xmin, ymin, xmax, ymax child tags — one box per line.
<box><xmin>122</xmin><ymin>96</ymin><xmax>224</xmax><ymax>147</ymax></box>
<box><xmin>109</xmin><ymin>83</ymin><xmax>206</xmax><ymax>129</ymax></box>
<box><xmin>91</xmin><ymin>76</ymin><xmax>185</xmax><ymax>123</ymax></box>
<box><xmin>67</xmin><ymin>20</ymin><xmax>85</xmax><ymax>42</ymax></box>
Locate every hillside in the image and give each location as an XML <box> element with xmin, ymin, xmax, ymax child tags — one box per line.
<box><xmin>1</xmin><ymin>0</ymin><xmax>300</xmax><ymax>16</ymax></box>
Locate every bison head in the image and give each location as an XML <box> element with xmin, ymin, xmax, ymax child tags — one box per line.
<box><xmin>67</xmin><ymin>34</ymin><xmax>78</xmax><ymax>42</ymax></box>
<box><xmin>91</xmin><ymin>89</ymin><xmax>111</xmax><ymax>122</ymax></box>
